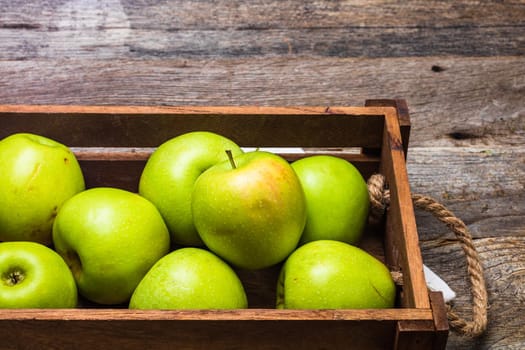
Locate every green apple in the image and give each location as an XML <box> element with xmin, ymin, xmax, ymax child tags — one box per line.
<box><xmin>139</xmin><ymin>131</ymin><xmax>243</xmax><ymax>246</ymax></box>
<box><xmin>192</xmin><ymin>151</ymin><xmax>306</xmax><ymax>270</ymax></box>
<box><xmin>291</xmin><ymin>155</ymin><xmax>369</xmax><ymax>245</ymax></box>
<box><xmin>52</xmin><ymin>187</ymin><xmax>170</xmax><ymax>305</ymax></box>
<box><xmin>0</xmin><ymin>241</ymin><xmax>77</xmax><ymax>308</ymax></box>
<box><xmin>0</xmin><ymin>133</ymin><xmax>85</xmax><ymax>245</ymax></box>
<box><xmin>130</xmin><ymin>247</ymin><xmax>247</xmax><ymax>309</ymax></box>
<box><xmin>277</xmin><ymin>240</ymin><xmax>396</xmax><ymax>309</ymax></box>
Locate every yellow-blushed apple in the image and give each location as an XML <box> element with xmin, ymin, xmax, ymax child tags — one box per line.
<box><xmin>192</xmin><ymin>151</ymin><xmax>306</xmax><ymax>270</ymax></box>
<box><xmin>139</xmin><ymin>131</ymin><xmax>243</xmax><ymax>246</ymax></box>
<box><xmin>0</xmin><ymin>133</ymin><xmax>85</xmax><ymax>245</ymax></box>
<box><xmin>52</xmin><ymin>187</ymin><xmax>170</xmax><ymax>305</ymax></box>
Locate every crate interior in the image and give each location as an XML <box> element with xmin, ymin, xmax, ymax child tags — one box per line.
<box><xmin>0</xmin><ymin>107</ymin><xmax>407</xmax><ymax>310</ymax></box>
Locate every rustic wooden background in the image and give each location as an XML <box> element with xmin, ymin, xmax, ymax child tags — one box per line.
<box><xmin>1</xmin><ymin>1</ymin><xmax>524</xmax><ymax>348</ymax></box>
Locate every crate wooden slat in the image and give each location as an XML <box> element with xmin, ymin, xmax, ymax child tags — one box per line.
<box><xmin>0</xmin><ymin>101</ymin><xmax>448</xmax><ymax>349</ymax></box>
<box><xmin>0</xmin><ymin>105</ymin><xmax>385</xmax><ymax>148</ymax></box>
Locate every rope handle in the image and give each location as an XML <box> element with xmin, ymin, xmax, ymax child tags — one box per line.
<box><xmin>367</xmin><ymin>174</ymin><xmax>488</xmax><ymax>337</ymax></box>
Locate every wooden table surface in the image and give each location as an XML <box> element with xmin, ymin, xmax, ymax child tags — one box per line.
<box><xmin>1</xmin><ymin>1</ymin><xmax>524</xmax><ymax>349</ymax></box>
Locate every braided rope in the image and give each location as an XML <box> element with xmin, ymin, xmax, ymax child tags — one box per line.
<box><xmin>367</xmin><ymin>174</ymin><xmax>488</xmax><ymax>337</ymax></box>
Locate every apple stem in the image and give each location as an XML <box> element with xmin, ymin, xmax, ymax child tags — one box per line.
<box><xmin>225</xmin><ymin>149</ymin><xmax>237</xmax><ymax>169</ymax></box>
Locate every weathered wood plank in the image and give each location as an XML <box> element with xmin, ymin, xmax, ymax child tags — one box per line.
<box><xmin>1</xmin><ymin>27</ymin><xmax>523</xmax><ymax>59</ymax></box>
<box><xmin>0</xmin><ymin>105</ymin><xmax>386</xmax><ymax>148</ymax></box>
<box><xmin>380</xmin><ymin>109</ymin><xmax>429</xmax><ymax>309</ymax></box>
<box><xmin>0</xmin><ymin>317</ymin><xmax>399</xmax><ymax>350</ymax></box>
<box><xmin>0</xmin><ymin>56</ymin><xmax>522</xmax><ymax>148</ymax></box>
<box><xmin>407</xmin><ymin>146</ymin><xmax>524</xmax><ymax>204</ymax></box>
<box><xmin>406</xmin><ymin>146</ymin><xmax>524</xmax><ymax>349</ymax></box>
<box><xmin>2</xmin><ymin>0</ymin><xmax>525</xmax><ymax>29</ymax></box>
<box><xmin>1</xmin><ymin>0</ymin><xmax>524</xmax><ymax>59</ymax></box>
<box><xmin>0</xmin><ymin>308</ymin><xmax>433</xmax><ymax>321</ymax></box>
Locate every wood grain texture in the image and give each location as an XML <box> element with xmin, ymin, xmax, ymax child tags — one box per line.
<box><xmin>408</xmin><ymin>146</ymin><xmax>525</xmax><ymax>349</ymax></box>
<box><xmin>0</xmin><ymin>56</ymin><xmax>523</xmax><ymax>148</ymax></box>
<box><xmin>2</xmin><ymin>26</ymin><xmax>524</xmax><ymax>59</ymax></box>
<box><xmin>0</xmin><ymin>307</ymin><xmax>434</xmax><ymax>321</ymax></box>
<box><xmin>380</xmin><ymin>109</ymin><xmax>429</xmax><ymax>309</ymax></box>
<box><xmin>0</xmin><ymin>105</ymin><xmax>387</xmax><ymax>148</ymax></box>
<box><xmin>0</xmin><ymin>318</ymin><xmax>400</xmax><ymax>350</ymax></box>
<box><xmin>3</xmin><ymin>0</ymin><xmax>525</xmax><ymax>30</ymax></box>
<box><xmin>0</xmin><ymin>0</ymin><xmax>524</xmax><ymax>348</ymax></box>
<box><xmin>1</xmin><ymin>0</ymin><xmax>524</xmax><ymax>58</ymax></box>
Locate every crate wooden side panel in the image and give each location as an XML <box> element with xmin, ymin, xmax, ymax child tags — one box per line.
<box><xmin>379</xmin><ymin>108</ymin><xmax>429</xmax><ymax>310</ymax></box>
<box><xmin>0</xmin><ymin>105</ymin><xmax>385</xmax><ymax>148</ymax></box>
<box><xmin>0</xmin><ymin>319</ymin><xmax>394</xmax><ymax>350</ymax></box>
<box><xmin>0</xmin><ymin>309</ymin><xmax>435</xmax><ymax>350</ymax></box>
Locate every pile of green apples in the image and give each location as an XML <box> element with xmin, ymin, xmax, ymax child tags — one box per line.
<box><xmin>0</xmin><ymin>131</ymin><xmax>396</xmax><ymax>310</ymax></box>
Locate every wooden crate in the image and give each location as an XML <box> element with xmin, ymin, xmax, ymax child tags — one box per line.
<box><xmin>0</xmin><ymin>100</ymin><xmax>448</xmax><ymax>350</ymax></box>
